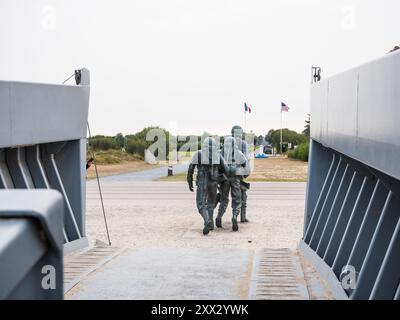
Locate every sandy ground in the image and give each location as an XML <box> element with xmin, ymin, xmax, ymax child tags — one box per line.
<box><xmin>159</xmin><ymin>157</ymin><xmax>308</xmax><ymax>182</ymax></box>
<box><xmin>87</xmin><ymin>157</ymin><xmax>308</xmax><ymax>182</ymax></box>
<box><xmin>248</xmin><ymin>157</ymin><xmax>308</xmax><ymax>182</ymax></box>
<box><xmin>85</xmin><ymin>181</ymin><xmax>306</xmax><ymax>250</ymax></box>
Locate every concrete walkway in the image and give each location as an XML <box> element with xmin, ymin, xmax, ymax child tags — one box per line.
<box><xmin>67</xmin><ymin>247</ymin><xmax>253</xmax><ymax>299</ymax></box>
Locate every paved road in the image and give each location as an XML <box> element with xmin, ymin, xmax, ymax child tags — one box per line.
<box><xmin>98</xmin><ymin>163</ymin><xmax>188</xmax><ymax>182</ymax></box>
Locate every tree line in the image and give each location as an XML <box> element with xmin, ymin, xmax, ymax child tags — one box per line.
<box><xmin>88</xmin><ymin>115</ymin><xmax>311</xmax><ymax>161</ymax></box>
<box><xmin>88</xmin><ymin>127</ymin><xmax>201</xmax><ymax>160</ymax></box>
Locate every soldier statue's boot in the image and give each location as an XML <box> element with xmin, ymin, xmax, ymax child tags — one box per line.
<box><xmin>215</xmin><ymin>215</ymin><xmax>222</xmax><ymax>228</ymax></box>
<box><xmin>208</xmin><ymin>209</ymin><xmax>215</xmax><ymax>230</ymax></box>
<box><xmin>203</xmin><ymin>221</ymin><xmax>210</xmax><ymax>235</ymax></box>
<box><xmin>240</xmin><ymin>206</ymin><xmax>248</xmax><ymax>223</ymax></box>
<box><xmin>201</xmin><ymin>209</ymin><xmax>211</xmax><ymax>235</ymax></box>
<box><xmin>232</xmin><ymin>217</ymin><xmax>239</xmax><ymax>232</ymax></box>
<box><xmin>216</xmin><ymin>206</ymin><xmax>225</xmax><ymax>228</ymax></box>
<box><xmin>232</xmin><ymin>209</ymin><xmax>240</xmax><ymax>232</ymax></box>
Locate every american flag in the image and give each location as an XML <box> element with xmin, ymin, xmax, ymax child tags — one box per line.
<box><xmin>281</xmin><ymin>102</ymin><xmax>290</xmax><ymax>112</ymax></box>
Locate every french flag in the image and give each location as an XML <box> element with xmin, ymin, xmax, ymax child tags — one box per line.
<box><xmin>244</xmin><ymin>103</ymin><xmax>252</xmax><ymax>113</ymax></box>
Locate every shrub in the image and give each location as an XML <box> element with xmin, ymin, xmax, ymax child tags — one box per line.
<box><xmin>288</xmin><ymin>142</ymin><xmax>309</xmax><ymax>161</ymax></box>
<box><xmin>88</xmin><ymin>135</ymin><xmax>119</xmax><ymax>151</ymax></box>
<box><xmin>86</xmin><ymin>149</ymin><xmax>142</xmax><ymax>164</ymax></box>
<box><xmin>126</xmin><ymin>139</ymin><xmax>146</xmax><ymax>158</ymax></box>
<box><xmin>125</xmin><ymin>127</ymin><xmax>171</xmax><ymax>159</ymax></box>
<box><xmin>265</xmin><ymin>129</ymin><xmax>308</xmax><ymax>153</ymax></box>
<box><xmin>115</xmin><ymin>133</ymin><xmax>126</xmax><ymax>149</ymax></box>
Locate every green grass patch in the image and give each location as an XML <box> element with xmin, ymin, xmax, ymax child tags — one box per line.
<box><xmin>158</xmin><ymin>173</ymin><xmax>306</xmax><ymax>183</ymax></box>
<box><xmin>158</xmin><ymin>172</ymin><xmax>187</xmax><ymax>181</ymax></box>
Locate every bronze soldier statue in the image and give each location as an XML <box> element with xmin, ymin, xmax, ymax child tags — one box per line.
<box><xmin>231</xmin><ymin>125</ymin><xmax>251</xmax><ymax>223</ymax></box>
<box><xmin>187</xmin><ymin>137</ymin><xmax>227</xmax><ymax>235</ymax></box>
<box><xmin>216</xmin><ymin>135</ymin><xmax>250</xmax><ymax>231</ymax></box>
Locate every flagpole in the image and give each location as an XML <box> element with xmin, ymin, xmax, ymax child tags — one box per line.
<box><xmin>280</xmin><ymin>109</ymin><xmax>283</xmax><ymax>156</ymax></box>
<box><xmin>244</xmin><ymin>110</ymin><xmax>247</xmax><ymax>133</ymax></box>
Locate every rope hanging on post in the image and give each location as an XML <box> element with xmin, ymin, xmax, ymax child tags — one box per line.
<box><xmin>87</xmin><ymin>122</ymin><xmax>112</xmax><ymax>246</ymax></box>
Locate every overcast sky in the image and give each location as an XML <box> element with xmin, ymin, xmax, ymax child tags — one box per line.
<box><xmin>0</xmin><ymin>0</ymin><xmax>399</xmax><ymax>136</ymax></box>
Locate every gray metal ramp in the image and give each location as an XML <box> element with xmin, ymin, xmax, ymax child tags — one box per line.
<box><xmin>66</xmin><ymin>247</ymin><xmax>254</xmax><ymax>300</ymax></box>
<box><xmin>249</xmin><ymin>249</ymin><xmax>309</xmax><ymax>300</ymax></box>
<box><xmin>64</xmin><ymin>242</ymin><xmax>125</xmax><ymax>294</ymax></box>
<box><xmin>65</xmin><ymin>245</ymin><xmax>334</xmax><ymax>300</ymax></box>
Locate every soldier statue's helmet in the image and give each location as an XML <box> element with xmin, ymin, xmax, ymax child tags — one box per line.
<box><xmin>231</xmin><ymin>125</ymin><xmax>244</xmax><ymax>137</ymax></box>
<box><xmin>223</xmin><ymin>136</ymin><xmax>239</xmax><ymax>164</ymax></box>
<box><xmin>231</xmin><ymin>125</ymin><xmax>245</xmax><ymax>151</ymax></box>
<box><xmin>202</xmin><ymin>136</ymin><xmax>218</xmax><ymax>164</ymax></box>
<box><xmin>202</xmin><ymin>136</ymin><xmax>217</xmax><ymax>149</ymax></box>
<box><xmin>224</xmin><ymin>136</ymin><xmax>238</xmax><ymax>149</ymax></box>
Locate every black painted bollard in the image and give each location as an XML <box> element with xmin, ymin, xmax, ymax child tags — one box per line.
<box><xmin>168</xmin><ymin>165</ymin><xmax>173</xmax><ymax>176</ymax></box>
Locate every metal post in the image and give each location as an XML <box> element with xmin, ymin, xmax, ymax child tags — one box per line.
<box><xmin>280</xmin><ymin>111</ymin><xmax>283</xmax><ymax>156</ymax></box>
